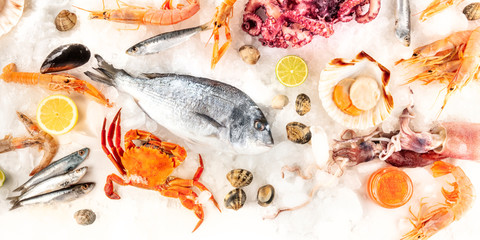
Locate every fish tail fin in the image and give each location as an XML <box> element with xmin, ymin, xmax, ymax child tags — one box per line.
<box><xmin>84</xmin><ymin>54</ymin><xmax>129</xmax><ymax>87</ymax></box>
<box><xmin>6</xmin><ymin>195</ymin><xmax>19</xmax><ymax>203</ymax></box>
<box><xmin>9</xmin><ymin>202</ymin><xmax>22</xmax><ymax>211</ymax></box>
<box><xmin>13</xmin><ymin>184</ymin><xmax>25</xmax><ymax>192</ymax></box>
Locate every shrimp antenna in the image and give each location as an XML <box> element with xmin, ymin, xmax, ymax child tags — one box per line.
<box><xmin>72</xmin><ymin>5</ymin><xmax>96</xmax><ymax>13</ymax></box>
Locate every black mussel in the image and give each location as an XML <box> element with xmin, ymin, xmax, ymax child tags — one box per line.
<box><xmin>40</xmin><ymin>44</ymin><xmax>91</xmax><ymax>73</ymax></box>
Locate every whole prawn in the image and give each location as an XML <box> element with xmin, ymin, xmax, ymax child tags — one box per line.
<box><xmin>402</xmin><ymin>161</ymin><xmax>475</xmax><ymax>240</ymax></box>
<box><xmin>77</xmin><ymin>0</ymin><xmax>200</xmax><ymax>26</ymax></box>
<box><xmin>0</xmin><ymin>112</ymin><xmax>58</xmax><ymax>176</ymax></box>
<box><xmin>396</xmin><ymin>27</ymin><xmax>480</xmax><ymax>116</ymax></box>
<box><xmin>419</xmin><ymin>0</ymin><xmax>465</xmax><ymax>22</ymax></box>
<box><xmin>0</xmin><ymin>63</ymin><xmax>112</xmax><ymax>107</ymax></box>
<box><xmin>208</xmin><ymin>0</ymin><xmax>237</xmax><ymax>69</ymax></box>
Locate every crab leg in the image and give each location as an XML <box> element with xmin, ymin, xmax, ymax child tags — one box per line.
<box><xmin>101</xmin><ymin>116</ymin><xmax>126</xmax><ymax>175</ymax></box>
<box><xmin>104</xmin><ymin>173</ymin><xmax>127</xmax><ymax>199</ymax></box>
<box><xmin>167</xmin><ymin>178</ymin><xmax>221</xmax><ymax>211</ymax></box>
<box><xmin>193</xmin><ymin>154</ymin><xmax>204</xmax><ymax>181</ymax></box>
<box><xmin>160</xmin><ymin>188</ymin><xmax>204</xmax><ymax>232</ymax></box>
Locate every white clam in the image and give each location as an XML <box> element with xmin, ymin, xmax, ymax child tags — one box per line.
<box><xmin>0</xmin><ymin>0</ymin><xmax>24</xmax><ymax>38</ymax></box>
<box><xmin>318</xmin><ymin>51</ymin><xmax>394</xmax><ymax>129</ymax></box>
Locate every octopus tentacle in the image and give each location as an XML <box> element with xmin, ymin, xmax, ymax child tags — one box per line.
<box><xmin>355</xmin><ymin>0</ymin><xmax>381</xmax><ymax>23</ymax></box>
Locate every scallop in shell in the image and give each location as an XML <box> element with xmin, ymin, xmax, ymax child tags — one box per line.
<box><xmin>226</xmin><ymin>169</ymin><xmax>253</xmax><ymax>188</ymax></box>
<box><xmin>224</xmin><ymin>188</ymin><xmax>246</xmax><ymax>210</ymax></box>
<box><xmin>318</xmin><ymin>51</ymin><xmax>394</xmax><ymax>129</ymax></box>
<box><xmin>0</xmin><ymin>0</ymin><xmax>24</xmax><ymax>38</ymax></box>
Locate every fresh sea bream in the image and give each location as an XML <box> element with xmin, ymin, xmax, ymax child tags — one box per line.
<box><xmin>85</xmin><ymin>55</ymin><xmax>273</xmax><ymax>154</ymax></box>
<box><xmin>13</xmin><ymin>148</ymin><xmax>89</xmax><ymax>193</ymax></box>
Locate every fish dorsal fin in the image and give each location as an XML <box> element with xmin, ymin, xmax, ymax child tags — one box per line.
<box><xmin>141</xmin><ymin>73</ymin><xmax>172</xmax><ymax>79</ymax></box>
<box><xmin>195</xmin><ymin>112</ymin><xmax>225</xmax><ymax>129</ymax></box>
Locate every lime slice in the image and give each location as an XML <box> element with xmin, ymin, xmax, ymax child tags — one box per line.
<box><xmin>0</xmin><ymin>168</ymin><xmax>5</xmax><ymax>187</ymax></box>
<box><xmin>275</xmin><ymin>55</ymin><xmax>308</xmax><ymax>87</ymax></box>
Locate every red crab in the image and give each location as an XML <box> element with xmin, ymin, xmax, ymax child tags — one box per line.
<box><xmin>101</xmin><ymin>109</ymin><xmax>221</xmax><ymax>232</ymax></box>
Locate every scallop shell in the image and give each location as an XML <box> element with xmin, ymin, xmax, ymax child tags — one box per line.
<box><xmin>295</xmin><ymin>93</ymin><xmax>311</xmax><ymax>116</ymax></box>
<box><xmin>55</xmin><ymin>10</ymin><xmax>77</xmax><ymax>31</ymax></box>
<box><xmin>0</xmin><ymin>0</ymin><xmax>24</xmax><ymax>38</ymax></box>
<box><xmin>257</xmin><ymin>184</ymin><xmax>274</xmax><ymax>207</ymax></box>
<box><xmin>224</xmin><ymin>188</ymin><xmax>246</xmax><ymax>210</ymax></box>
<box><xmin>463</xmin><ymin>3</ymin><xmax>480</xmax><ymax>21</ymax></box>
<box><xmin>318</xmin><ymin>51</ymin><xmax>394</xmax><ymax>129</ymax></box>
<box><xmin>286</xmin><ymin>122</ymin><xmax>311</xmax><ymax>144</ymax></box>
<box><xmin>226</xmin><ymin>169</ymin><xmax>253</xmax><ymax>188</ymax></box>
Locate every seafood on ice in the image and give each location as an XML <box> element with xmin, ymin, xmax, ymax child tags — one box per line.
<box><xmin>10</xmin><ymin>182</ymin><xmax>95</xmax><ymax>210</ymax></box>
<box><xmin>208</xmin><ymin>0</ymin><xmax>237</xmax><ymax>69</ymax></box>
<box><xmin>396</xmin><ymin>26</ymin><xmax>480</xmax><ymax>116</ymax></box>
<box><xmin>85</xmin><ymin>55</ymin><xmax>273</xmax><ymax>154</ymax></box>
<box><xmin>0</xmin><ymin>0</ymin><xmax>24</xmax><ymax>38</ymax></box>
<box><xmin>40</xmin><ymin>44</ymin><xmax>91</xmax><ymax>73</ymax></box>
<box><xmin>319</xmin><ymin>51</ymin><xmax>394</xmax><ymax>130</ymax></box>
<box><xmin>330</xmin><ymin>104</ymin><xmax>480</xmax><ymax>172</ymax></box>
<box><xmin>418</xmin><ymin>0</ymin><xmax>465</xmax><ymax>22</ymax></box>
<box><xmin>76</xmin><ymin>0</ymin><xmax>199</xmax><ymax>26</ymax></box>
<box><xmin>126</xmin><ymin>23</ymin><xmax>210</xmax><ymax>56</ymax></box>
<box><xmin>101</xmin><ymin>109</ymin><xmax>220</xmax><ymax>232</ymax></box>
<box><xmin>13</xmin><ymin>148</ymin><xmax>89</xmax><ymax>193</ymax></box>
<box><xmin>395</xmin><ymin>0</ymin><xmax>410</xmax><ymax>47</ymax></box>
<box><xmin>7</xmin><ymin>167</ymin><xmax>88</xmax><ymax>204</ymax></box>
<box><xmin>402</xmin><ymin>161</ymin><xmax>475</xmax><ymax>240</ymax></box>
<box><xmin>0</xmin><ymin>62</ymin><xmax>112</xmax><ymax>107</ymax></box>
<box><xmin>241</xmin><ymin>0</ymin><xmax>381</xmax><ymax>48</ymax></box>
<box><xmin>0</xmin><ymin>112</ymin><xmax>58</xmax><ymax>176</ymax></box>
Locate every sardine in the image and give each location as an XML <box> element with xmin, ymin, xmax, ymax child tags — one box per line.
<box><xmin>85</xmin><ymin>55</ymin><xmax>274</xmax><ymax>154</ymax></box>
<box><xmin>395</xmin><ymin>0</ymin><xmax>411</xmax><ymax>47</ymax></box>
<box><xmin>126</xmin><ymin>23</ymin><xmax>210</xmax><ymax>56</ymax></box>
<box><xmin>8</xmin><ymin>167</ymin><xmax>88</xmax><ymax>203</ymax></box>
<box><xmin>13</xmin><ymin>148</ymin><xmax>89</xmax><ymax>193</ymax></box>
<box><xmin>10</xmin><ymin>182</ymin><xmax>95</xmax><ymax>210</ymax></box>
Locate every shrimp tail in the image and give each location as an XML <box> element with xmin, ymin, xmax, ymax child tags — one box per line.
<box><xmin>431</xmin><ymin>161</ymin><xmax>455</xmax><ymax>178</ymax></box>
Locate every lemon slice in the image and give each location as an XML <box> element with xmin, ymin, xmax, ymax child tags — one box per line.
<box><xmin>37</xmin><ymin>94</ymin><xmax>78</xmax><ymax>135</ymax></box>
<box><xmin>275</xmin><ymin>55</ymin><xmax>308</xmax><ymax>87</ymax></box>
<box><xmin>0</xmin><ymin>168</ymin><xmax>5</xmax><ymax>187</ymax></box>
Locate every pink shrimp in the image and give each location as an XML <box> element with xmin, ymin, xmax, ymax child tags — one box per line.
<box><xmin>402</xmin><ymin>161</ymin><xmax>475</xmax><ymax>240</ymax></box>
<box><xmin>77</xmin><ymin>0</ymin><xmax>199</xmax><ymax>26</ymax></box>
<box><xmin>419</xmin><ymin>0</ymin><xmax>465</xmax><ymax>22</ymax></box>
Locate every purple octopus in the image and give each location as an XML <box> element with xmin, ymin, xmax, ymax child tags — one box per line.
<box><xmin>242</xmin><ymin>0</ymin><xmax>381</xmax><ymax>48</ymax></box>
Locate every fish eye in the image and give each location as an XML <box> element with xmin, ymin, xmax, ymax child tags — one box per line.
<box><xmin>131</xmin><ymin>47</ymin><xmax>138</xmax><ymax>52</ymax></box>
<box><xmin>254</xmin><ymin>120</ymin><xmax>265</xmax><ymax>131</ymax></box>
<box><xmin>81</xmin><ymin>185</ymin><xmax>88</xmax><ymax>190</ymax></box>
<box><xmin>79</xmin><ymin>150</ymin><xmax>85</xmax><ymax>155</ymax></box>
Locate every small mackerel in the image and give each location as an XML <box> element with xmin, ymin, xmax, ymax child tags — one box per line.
<box><xmin>395</xmin><ymin>0</ymin><xmax>411</xmax><ymax>47</ymax></box>
<box><xmin>13</xmin><ymin>148</ymin><xmax>89</xmax><ymax>193</ymax></box>
<box><xmin>126</xmin><ymin>23</ymin><xmax>210</xmax><ymax>56</ymax></box>
<box><xmin>8</xmin><ymin>167</ymin><xmax>88</xmax><ymax>203</ymax></box>
<box><xmin>10</xmin><ymin>182</ymin><xmax>95</xmax><ymax>210</ymax></box>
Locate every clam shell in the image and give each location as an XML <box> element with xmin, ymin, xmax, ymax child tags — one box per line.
<box><xmin>286</xmin><ymin>122</ymin><xmax>311</xmax><ymax>144</ymax></box>
<box><xmin>74</xmin><ymin>209</ymin><xmax>96</xmax><ymax>225</ymax></box>
<box><xmin>0</xmin><ymin>0</ymin><xmax>24</xmax><ymax>38</ymax></box>
<box><xmin>295</xmin><ymin>93</ymin><xmax>311</xmax><ymax>116</ymax></box>
<box><xmin>55</xmin><ymin>10</ymin><xmax>77</xmax><ymax>31</ymax></box>
<box><xmin>239</xmin><ymin>45</ymin><xmax>260</xmax><ymax>64</ymax></box>
<box><xmin>318</xmin><ymin>51</ymin><xmax>394</xmax><ymax>129</ymax></box>
<box><xmin>40</xmin><ymin>44</ymin><xmax>91</xmax><ymax>73</ymax></box>
<box><xmin>226</xmin><ymin>169</ymin><xmax>253</xmax><ymax>188</ymax></box>
<box><xmin>463</xmin><ymin>3</ymin><xmax>480</xmax><ymax>21</ymax></box>
<box><xmin>272</xmin><ymin>94</ymin><xmax>289</xmax><ymax>109</ymax></box>
<box><xmin>224</xmin><ymin>188</ymin><xmax>246</xmax><ymax>210</ymax></box>
<box><xmin>257</xmin><ymin>184</ymin><xmax>274</xmax><ymax>207</ymax></box>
